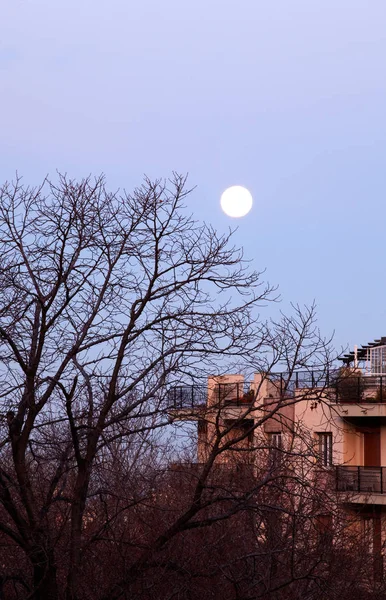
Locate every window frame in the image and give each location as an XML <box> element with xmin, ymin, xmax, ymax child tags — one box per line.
<box><xmin>317</xmin><ymin>432</ymin><xmax>333</xmax><ymax>467</ymax></box>
<box><xmin>269</xmin><ymin>432</ymin><xmax>282</xmax><ymax>449</ymax></box>
<box><xmin>268</xmin><ymin>432</ymin><xmax>283</xmax><ymax>467</ymax></box>
<box><xmin>370</xmin><ymin>345</ymin><xmax>386</xmax><ymax>375</ymax></box>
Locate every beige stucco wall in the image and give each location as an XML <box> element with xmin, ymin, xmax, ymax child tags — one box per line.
<box><xmin>343</xmin><ymin>425</ymin><xmax>363</xmax><ymax>466</ymax></box>
<box><xmin>292</xmin><ymin>395</ymin><xmax>366</xmax><ymax>465</ymax></box>
<box><xmin>207</xmin><ymin>374</ymin><xmax>244</xmax><ymax>406</ymax></box>
<box><xmin>197</xmin><ymin>373</ymin><xmax>386</xmax><ymax>470</ymax></box>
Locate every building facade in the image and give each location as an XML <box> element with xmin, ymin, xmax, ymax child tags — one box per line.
<box><xmin>168</xmin><ymin>337</ymin><xmax>386</xmax><ymax>578</ymax></box>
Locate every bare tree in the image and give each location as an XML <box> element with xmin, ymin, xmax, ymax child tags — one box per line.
<box><xmin>0</xmin><ymin>172</ymin><xmax>278</xmax><ymax>599</ymax></box>
<box><xmin>82</xmin><ymin>431</ymin><xmax>380</xmax><ymax>600</ymax></box>
<box><xmin>0</xmin><ymin>173</ymin><xmax>373</xmax><ymax>600</ymax></box>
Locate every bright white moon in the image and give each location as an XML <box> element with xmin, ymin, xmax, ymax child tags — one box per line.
<box><xmin>220</xmin><ymin>186</ymin><xmax>253</xmax><ymax>218</ymax></box>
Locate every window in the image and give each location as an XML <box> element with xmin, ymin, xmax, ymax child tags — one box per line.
<box><xmin>269</xmin><ymin>433</ymin><xmax>282</xmax><ymax>449</ymax></box>
<box><xmin>370</xmin><ymin>345</ymin><xmax>386</xmax><ymax>374</ymax></box>
<box><xmin>317</xmin><ymin>432</ymin><xmax>333</xmax><ymax>467</ymax></box>
<box><xmin>268</xmin><ymin>432</ymin><xmax>282</xmax><ymax>466</ymax></box>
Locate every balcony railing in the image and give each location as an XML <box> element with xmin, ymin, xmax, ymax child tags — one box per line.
<box><xmin>215</xmin><ymin>383</ymin><xmax>254</xmax><ymax>405</ymax></box>
<box><xmin>290</xmin><ymin>372</ymin><xmax>386</xmax><ymax>403</ymax></box>
<box><xmin>333</xmin><ymin>375</ymin><xmax>386</xmax><ymax>404</ymax></box>
<box><xmin>167</xmin><ymin>371</ymin><xmax>386</xmax><ymax>410</ymax></box>
<box><xmin>336</xmin><ymin>466</ymin><xmax>386</xmax><ymax>494</ymax></box>
<box><xmin>167</xmin><ymin>374</ymin><xmax>323</xmax><ymax>409</ymax></box>
<box><xmin>167</xmin><ymin>383</ymin><xmax>255</xmax><ymax>409</ymax></box>
<box><xmin>167</xmin><ymin>385</ymin><xmax>207</xmax><ymax>409</ymax></box>
<box><xmin>272</xmin><ymin>372</ymin><xmax>386</xmax><ymax>403</ymax></box>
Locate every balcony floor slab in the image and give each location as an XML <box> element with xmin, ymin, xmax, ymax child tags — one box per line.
<box><xmin>337</xmin><ymin>492</ymin><xmax>386</xmax><ymax>505</ymax></box>
<box><xmin>336</xmin><ymin>404</ymin><xmax>386</xmax><ymax>418</ymax></box>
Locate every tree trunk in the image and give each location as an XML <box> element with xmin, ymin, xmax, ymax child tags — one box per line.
<box><xmin>32</xmin><ymin>548</ymin><xmax>58</xmax><ymax>600</ymax></box>
<box><xmin>66</xmin><ymin>465</ymin><xmax>91</xmax><ymax>600</ymax></box>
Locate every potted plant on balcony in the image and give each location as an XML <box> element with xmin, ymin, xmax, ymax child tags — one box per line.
<box><xmin>334</xmin><ymin>368</ymin><xmax>364</xmax><ymax>403</ymax></box>
<box><xmin>241</xmin><ymin>389</ymin><xmax>255</xmax><ymax>404</ymax></box>
<box><xmin>375</xmin><ymin>384</ymin><xmax>386</xmax><ymax>403</ymax></box>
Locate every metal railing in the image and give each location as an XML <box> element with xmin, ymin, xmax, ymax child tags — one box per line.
<box><xmin>333</xmin><ymin>376</ymin><xmax>386</xmax><ymax>404</ymax></box>
<box><xmin>167</xmin><ymin>371</ymin><xmax>386</xmax><ymax>409</ymax></box>
<box><xmin>167</xmin><ymin>385</ymin><xmax>207</xmax><ymax>409</ymax></box>
<box><xmin>270</xmin><ymin>372</ymin><xmax>386</xmax><ymax>403</ymax></box>
<box><xmin>167</xmin><ymin>372</ymin><xmax>334</xmax><ymax>409</ymax></box>
<box><xmin>167</xmin><ymin>383</ymin><xmax>255</xmax><ymax>409</ymax></box>
<box><xmin>215</xmin><ymin>383</ymin><xmax>254</xmax><ymax>405</ymax></box>
<box><xmin>336</xmin><ymin>466</ymin><xmax>386</xmax><ymax>494</ymax></box>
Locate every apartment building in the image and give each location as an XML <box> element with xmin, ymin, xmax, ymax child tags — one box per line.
<box><xmin>168</xmin><ymin>336</ymin><xmax>386</xmax><ymax>577</ymax></box>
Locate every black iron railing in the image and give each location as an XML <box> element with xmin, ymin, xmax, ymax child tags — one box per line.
<box><xmin>336</xmin><ymin>466</ymin><xmax>386</xmax><ymax>494</ymax></box>
<box><xmin>273</xmin><ymin>372</ymin><xmax>386</xmax><ymax>403</ymax></box>
<box><xmin>167</xmin><ymin>385</ymin><xmax>207</xmax><ymax>409</ymax></box>
<box><xmin>167</xmin><ymin>383</ymin><xmax>255</xmax><ymax>409</ymax></box>
<box><xmin>167</xmin><ymin>371</ymin><xmax>386</xmax><ymax>409</ymax></box>
<box><xmin>333</xmin><ymin>375</ymin><xmax>386</xmax><ymax>404</ymax></box>
<box><xmin>216</xmin><ymin>383</ymin><xmax>254</xmax><ymax>405</ymax></box>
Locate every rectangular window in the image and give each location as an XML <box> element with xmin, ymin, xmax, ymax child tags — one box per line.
<box><xmin>268</xmin><ymin>432</ymin><xmax>282</xmax><ymax>466</ymax></box>
<box><xmin>269</xmin><ymin>433</ymin><xmax>282</xmax><ymax>449</ymax></box>
<box><xmin>370</xmin><ymin>345</ymin><xmax>386</xmax><ymax>374</ymax></box>
<box><xmin>317</xmin><ymin>432</ymin><xmax>333</xmax><ymax>467</ymax></box>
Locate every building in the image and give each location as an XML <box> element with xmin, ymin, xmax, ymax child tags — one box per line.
<box><xmin>168</xmin><ymin>337</ymin><xmax>386</xmax><ymax>579</ymax></box>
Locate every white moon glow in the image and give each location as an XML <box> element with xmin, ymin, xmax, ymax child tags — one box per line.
<box><xmin>220</xmin><ymin>186</ymin><xmax>253</xmax><ymax>218</ymax></box>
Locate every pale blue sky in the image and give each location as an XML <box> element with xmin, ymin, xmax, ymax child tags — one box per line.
<box><xmin>1</xmin><ymin>0</ymin><xmax>386</xmax><ymax>353</ymax></box>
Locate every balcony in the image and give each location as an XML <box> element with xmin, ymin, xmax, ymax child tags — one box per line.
<box><xmin>167</xmin><ymin>382</ymin><xmax>255</xmax><ymax>414</ymax></box>
<box><xmin>334</xmin><ymin>375</ymin><xmax>386</xmax><ymax>404</ymax></box>
<box><xmin>215</xmin><ymin>383</ymin><xmax>255</xmax><ymax>406</ymax></box>
<box><xmin>336</xmin><ymin>466</ymin><xmax>386</xmax><ymax>503</ymax></box>
<box><xmin>331</xmin><ymin>375</ymin><xmax>386</xmax><ymax>418</ymax></box>
<box><xmin>166</xmin><ymin>371</ymin><xmax>386</xmax><ymax>414</ymax></box>
<box><xmin>292</xmin><ymin>372</ymin><xmax>386</xmax><ymax>404</ymax></box>
<box><xmin>167</xmin><ymin>385</ymin><xmax>207</xmax><ymax>410</ymax></box>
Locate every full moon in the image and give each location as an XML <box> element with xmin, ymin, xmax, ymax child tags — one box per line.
<box><xmin>220</xmin><ymin>186</ymin><xmax>253</xmax><ymax>218</ymax></box>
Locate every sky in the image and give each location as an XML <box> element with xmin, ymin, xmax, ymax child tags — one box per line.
<box><xmin>1</xmin><ymin>0</ymin><xmax>386</xmax><ymax>356</ymax></box>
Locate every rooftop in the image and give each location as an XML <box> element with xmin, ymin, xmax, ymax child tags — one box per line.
<box><xmin>340</xmin><ymin>336</ymin><xmax>386</xmax><ymax>367</ymax></box>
